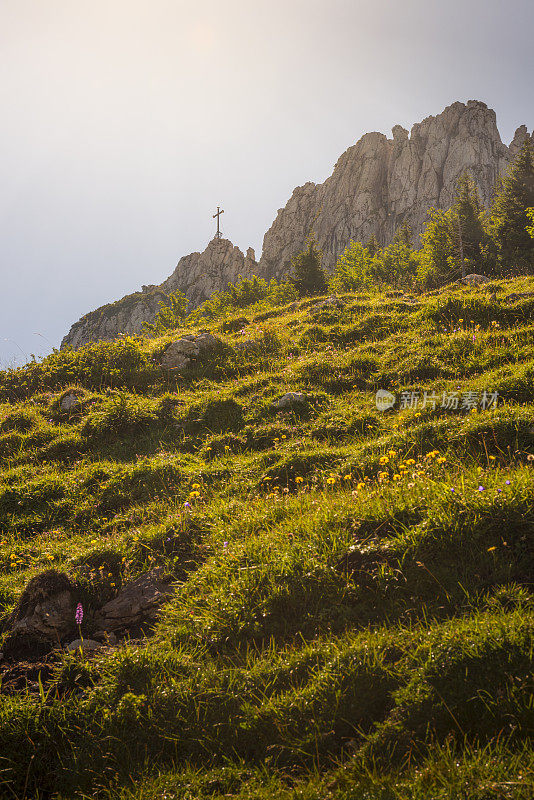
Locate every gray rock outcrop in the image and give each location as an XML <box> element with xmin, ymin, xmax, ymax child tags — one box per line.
<box><xmin>259</xmin><ymin>101</ymin><xmax>530</xmax><ymax>276</ymax></box>
<box><xmin>160</xmin><ymin>332</ymin><xmax>222</xmax><ymax>370</ymax></box>
<box><xmin>62</xmin><ymin>239</ymin><xmax>257</xmax><ymax>350</ymax></box>
<box><xmin>62</xmin><ymin>286</ymin><xmax>169</xmax><ymax>350</ymax></box>
<box><xmin>92</xmin><ymin>568</ymin><xmax>175</xmax><ymax>634</ymax></box>
<box><xmin>161</xmin><ymin>238</ymin><xmax>257</xmax><ymax>308</ymax></box>
<box><xmin>273</xmin><ymin>392</ymin><xmax>307</xmax><ymax>410</ymax></box>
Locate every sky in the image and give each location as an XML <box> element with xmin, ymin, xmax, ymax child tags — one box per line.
<box><xmin>1</xmin><ymin>0</ymin><xmax>533</xmax><ymax>368</ymax></box>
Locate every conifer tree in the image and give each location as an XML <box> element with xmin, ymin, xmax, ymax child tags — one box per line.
<box><xmin>490</xmin><ymin>139</ymin><xmax>534</xmax><ymax>272</ymax></box>
<box><xmin>290</xmin><ymin>235</ymin><xmax>328</xmax><ymax>296</ymax></box>
<box><xmin>451</xmin><ymin>172</ymin><xmax>487</xmax><ymax>276</ymax></box>
<box><xmin>365</xmin><ymin>234</ymin><xmax>380</xmax><ymax>257</ymax></box>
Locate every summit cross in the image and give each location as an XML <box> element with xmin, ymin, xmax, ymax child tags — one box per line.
<box><xmin>213</xmin><ymin>206</ymin><xmax>224</xmax><ymax>239</ymax></box>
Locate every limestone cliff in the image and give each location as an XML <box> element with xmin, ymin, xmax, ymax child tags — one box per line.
<box><xmin>259</xmin><ymin>100</ymin><xmax>532</xmax><ymax>276</ymax></box>
<box><xmin>62</xmin><ymin>239</ymin><xmax>257</xmax><ymax>349</ymax></box>
<box><xmin>62</xmin><ymin>100</ymin><xmax>532</xmax><ymax>349</ymax></box>
<box><xmin>61</xmin><ymin>286</ymin><xmax>169</xmax><ymax>351</ymax></box>
<box><xmin>160</xmin><ymin>238</ymin><xmax>257</xmax><ymax>308</ymax></box>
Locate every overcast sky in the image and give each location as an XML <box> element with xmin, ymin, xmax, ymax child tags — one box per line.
<box><xmin>1</xmin><ymin>0</ymin><xmax>533</xmax><ymax>368</ymax></box>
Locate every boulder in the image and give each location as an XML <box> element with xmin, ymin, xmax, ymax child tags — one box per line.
<box><xmin>60</xmin><ymin>392</ymin><xmax>81</xmax><ymax>411</ymax></box>
<box><xmin>3</xmin><ymin>571</ymin><xmax>78</xmax><ymax>660</ymax></box>
<box><xmin>161</xmin><ymin>333</ymin><xmax>222</xmax><ymax>370</ymax></box>
<box><xmin>314</xmin><ymin>296</ymin><xmax>345</xmax><ymax>311</ymax></box>
<box><xmin>462</xmin><ymin>273</ymin><xmax>491</xmax><ymax>286</ymax></box>
<box><xmin>272</xmin><ymin>392</ymin><xmax>307</xmax><ymax>410</ymax></box>
<box><xmin>92</xmin><ymin>568</ymin><xmax>175</xmax><ymax>634</ymax></box>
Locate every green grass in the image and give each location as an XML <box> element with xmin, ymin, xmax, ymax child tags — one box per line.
<box><xmin>0</xmin><ymin>277</ymin><xmax>533</xmax><ymax>798</ymax></box>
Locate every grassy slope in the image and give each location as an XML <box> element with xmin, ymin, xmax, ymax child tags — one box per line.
<box><xmin>0</xmin><ymin>277</ymin><xmax>533</xmax><ymax>798</ymax></box>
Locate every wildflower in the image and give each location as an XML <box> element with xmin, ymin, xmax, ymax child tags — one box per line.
<box><xmin>436</xmin><ymin>457</ymin><xmax>446</xmax><ymax>464</ymax></box>
<box><xmin>295</xmin><ymin>476</ymin><xmax>304</xmax><ymax>484</ymax></box>
<box><xmin>407</xmin><ymin>482</ymin><xmax>415</xmax><ymax>489</ymax></box>
<box><xmin>379</xmin><ymin>456</ymin><xmax>389</xmax><ymax>465</ymax></box>
<box><xmin>192</xmin><ymin>483</ymin><xmax>201</xmax><ymax>489</ymax></box>
<box><xmin>387</xmin><ymin>450</ymin><xmax>397</xmax><ymax>458</ymax></box>
<box><xmin>505</xmin><ymin>480</ymin><xmax>511</xmax><ymax>485</ymax></box>
<box><xmin>326</xmin><ymin>477</ymin><xmax>336</xmax><ymax>485</ymax></box>
<box><xmin>451</xmin><ymin>488</ymin><xmax>455</xmax><ymax>493</ymax></box>
<box><xmin>487</xmin><ymin>546</ymin><xmax>497</xmax><ymax>552</ymax></box>
<box><xmin>183</xmin><ymin>501</ymin><xmax>192</xmax><ymax>512</ymax></box>
<box><xmin>189</xmin><ymin>491</ymin><xmax>200</xmax><ymax>498</ymax></box>
<box><xmin>356</xmin><ymin>482</ymin><xmax>365</xmax><ymax>490</ymax></box>
<box><xmin>527</xmin><ymin>454</ymin><xmax>534</xmax><ymax>462</ymax></box>
<box><xmin>393</xmin><ymin>474</ymin><xmax>401</xmax><ymax>481</ymax></box>
<box><xmin>75</xmin><ymin>603</ymin><xmax>83</xmax><ymax>625</ymax></box>
<box><xmin>223</xmin><ymin>541</ymin><xmax>228</xmax><ymax>550</ymax></box>
<box><xmin>343</xmin><ymin>474</ymin><xmax>352</xmax><ymax>481</ymax></box>
<box><xmin>478</xmin><ymin>486</ymin><xmax>485</xmax><ymax>492</ymax></box>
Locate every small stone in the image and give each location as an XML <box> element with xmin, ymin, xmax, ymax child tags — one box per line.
<box><xmin>273</xmin><ymin>392</ymin><xmax>306</xmax><ymax>410</ymax></box>
<box><xmin>60</xmin><ymin>392</ymin><xmax>81</xmax><ymax>411</ymax></box>
<box><xmin>66</xmin><ymin>638</ymin><xmax>102</xmax><ymax>653</ymax></box>
<box><xmin>314</xmin><ymin>296</ymin><xmax>344</xmax><ymax>310</ymax></box>
<box><xmin>462</xmin><ymin>273</ymin><xmax>490</xmax><ymax>286</ymax></box>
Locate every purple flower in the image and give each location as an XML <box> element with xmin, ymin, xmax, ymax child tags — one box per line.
<box><xmin>478</xmin><ymin>486</ymin><xmax>485</xmax><ymax>492</ymax></box>
<box><xmin>497</xmin><ymin>488</ymin><xmax>502</xmax><ymax>493</ymax></box>
<box><xmin>451</xmin><ymin>488</ymin><xmax>455</xmax><ymax>493</ymax></box>
<box><xmin>505</xmin><ymin>480</ymin><xmax>511</xmax><ymax>485</ymax></box>
<box><xmin>223</xmin><ymin>541</ymin><xmax>228</xmax><ymax>550</ymax></box>
<box><xmin>75</xmin><ymin>603</ymin><xmax>83</xmax><ymax>625</ymax></box>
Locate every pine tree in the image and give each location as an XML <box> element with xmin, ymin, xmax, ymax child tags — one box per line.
<box><xmin>451</xmin><ymin>172</ymin><xmax>487</xmax><ymax>276</ymax></box>
<box><xmin>490</xmin><ymin>139</ymin><xmax>534</xmax><ymax>272</ymax></box>
<box><xmin>290</xmin><ymin>235</ymin><xmax>328</xmax><ymax>296</ymax></box>
<box><xmin>365</xmin><ymin>234</ymin><xmax>380</xmax><ymax>257</ymax></box>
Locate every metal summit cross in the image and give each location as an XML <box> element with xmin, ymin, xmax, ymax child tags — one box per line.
<box><xmin>213</xmin><ymin>206</ymin><xmax>224</xmax><ymax>239</ymax></box>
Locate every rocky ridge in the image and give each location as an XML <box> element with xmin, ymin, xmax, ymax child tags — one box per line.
<box><xmin>62</xmin><ymin>239</ymin><xmax>257</xmax><ymax>349</ymax></box>
<box><xmin>259</xmin><ymin>101</ymin><xmax>532</xmax><ymax>276</ymax></box>
<box><xmin>62</xmin><ymin>101</ymin><xmax>532</xmax><ymax>348</ymax></box>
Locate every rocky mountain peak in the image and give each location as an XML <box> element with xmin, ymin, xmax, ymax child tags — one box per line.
<box><xmin>62</xmin><ymin>101</ymin><xmax>532</xmax><ymax>349</ymax></box>
<box><xmin>62</xmin><ymin>238</ymin><xmax>257</xmax><ymax>350</ymax></box>
<box><xmin>258</xmin><ymin>100</ymin><xmax>523</xmax><ymax>276</ymax></box>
